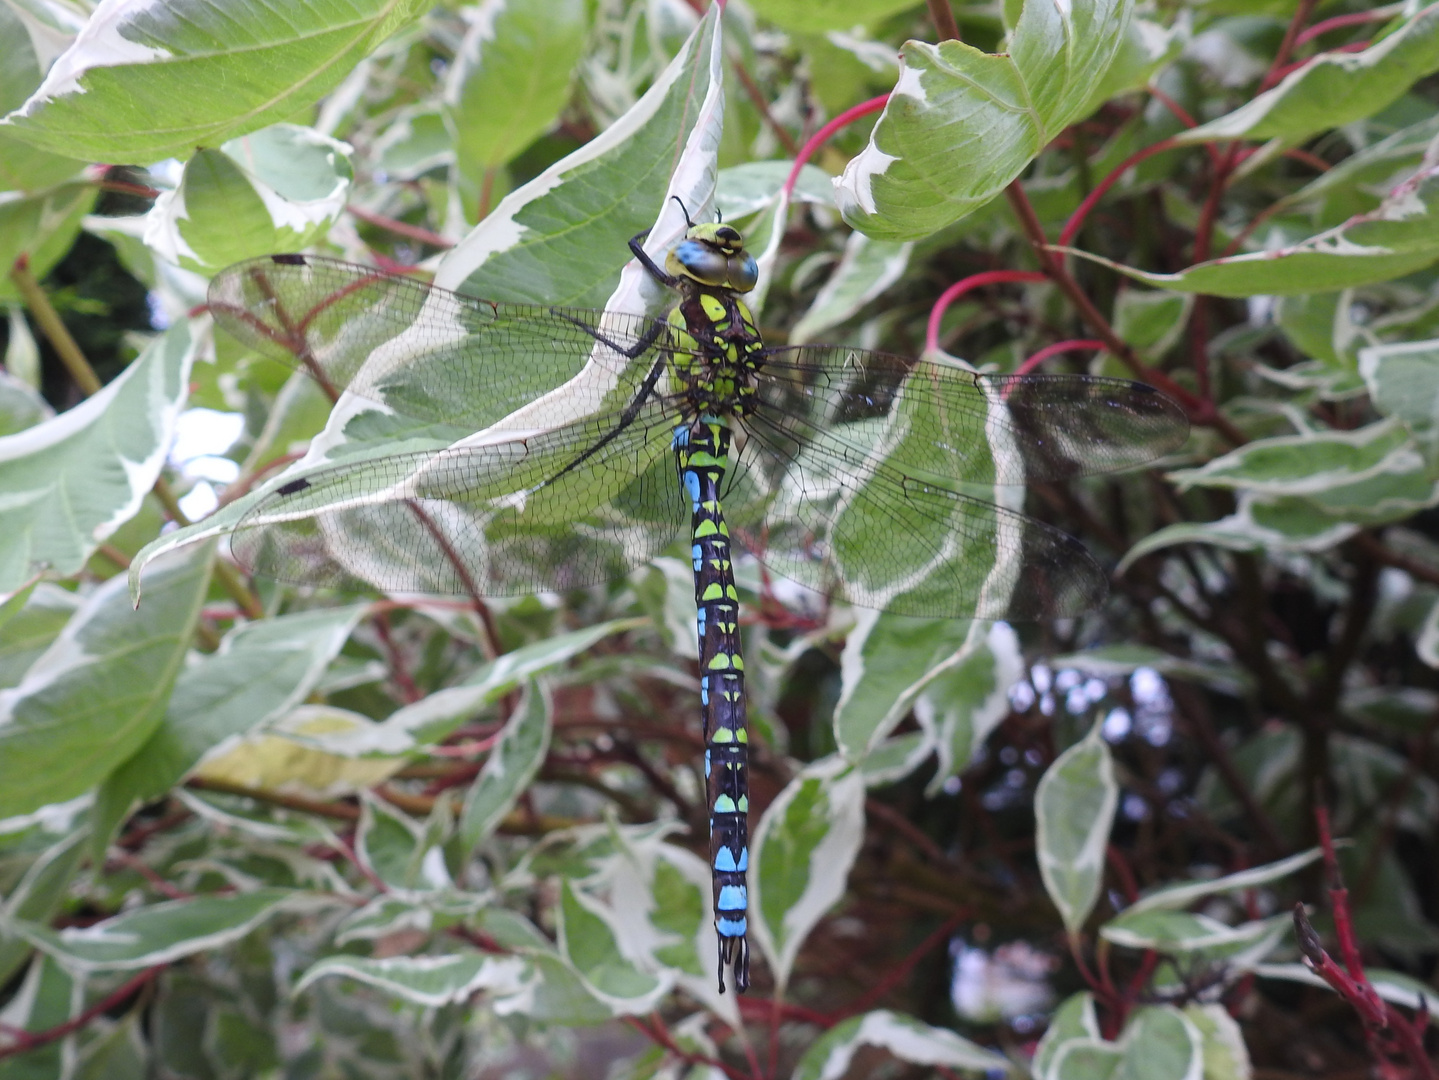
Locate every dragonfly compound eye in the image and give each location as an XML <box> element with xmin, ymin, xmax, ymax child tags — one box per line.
<box><xmin>672</xmin><ymin>238</ymin><xmax>736</xmax><ymax>288</ymax></box>
<box><xmin>727</xmin><ymin>252</ymin><xmax>758</xmax><ymax>293</ymax></box>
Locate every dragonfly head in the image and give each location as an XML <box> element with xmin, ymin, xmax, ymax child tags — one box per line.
<box><xmin>669</xmin><ymin>222</ymin><xmax>759</xmax><ymax>294</ymax></box>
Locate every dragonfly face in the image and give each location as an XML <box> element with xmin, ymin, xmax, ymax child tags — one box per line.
<box><xmin>666</xmin><ymin>221</ymin><xmax>759</xmax><ymax>292</ymax></box>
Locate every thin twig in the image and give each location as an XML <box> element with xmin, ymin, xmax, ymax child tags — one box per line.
<box><xmin>0</xmin><ymin>966</ymin><xmax>165</xmax><ymax>1059</ymax></box>
<box><xmin>925</xmin><ymin>0</ymin><xmax>960</xmax><ymax>42</ymax></box>
<box><xmin>9</xmin><ymin>254</ymin><xmax>103</xmax><ymax>395</ymax></box>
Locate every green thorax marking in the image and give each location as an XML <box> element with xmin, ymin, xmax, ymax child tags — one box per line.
<box><xmin>666</xmin><ymin>223</ymin><xmax>764</xmax><ymax>420</ymax></box>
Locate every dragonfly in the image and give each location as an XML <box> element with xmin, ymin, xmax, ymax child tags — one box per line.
<box><xmin>207</xmin><ymin>210</ymin><xmax>1188</xmax><ymax>994</ymax></box>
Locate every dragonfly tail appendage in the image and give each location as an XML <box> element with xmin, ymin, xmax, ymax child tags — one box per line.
<box><xmin>678</xmin><ymin>418</ymin><xmax>751</xmax><ymax>994</ymax></box>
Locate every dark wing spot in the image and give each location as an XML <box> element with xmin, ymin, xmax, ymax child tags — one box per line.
<box><xmin>271</xmin><ymin>253</ymin><xmax>308</xmax><ymax>266</ymax></box>
<box><xmin>277</xmin><ymin>478</ymin><xmax>311</xmax><ymax>496</ymax></box>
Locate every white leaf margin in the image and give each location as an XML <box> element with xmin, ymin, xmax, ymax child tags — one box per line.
<box><xmin>750</xmin><ymin>754</ymin><xmax>866</xmax><ymax>991</ymax></box>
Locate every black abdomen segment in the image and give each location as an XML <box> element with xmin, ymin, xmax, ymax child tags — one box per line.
<box><xmin>675</xmin><ymin>416</ymin><xmax>749</xmax><ymax>994</ymax></box>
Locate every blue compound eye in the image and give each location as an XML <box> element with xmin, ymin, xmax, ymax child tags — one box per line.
<box><xmin>728</xmin><ymin>252</ymin><xmax>758</xmax><ymax>292</ymax></box>
<box><xmin>674</xmin><ymin>239</ymin><xmax>732</xmax><ymax>286</ymax></box>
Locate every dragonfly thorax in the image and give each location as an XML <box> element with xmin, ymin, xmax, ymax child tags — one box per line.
<box><xmin>668</xmin><ymin>289</ymin><xmax>764</xmax><ymax>418</ymax></box>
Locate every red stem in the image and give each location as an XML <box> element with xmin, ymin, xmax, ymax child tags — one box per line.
<box><xmin>347</xmin><ymin>204</ymin><xmax>453</xmax><ymax>249</ymax></box>
<box><xmin>623</xmin><ymin>1015</ymin><xmax>748</xmax><ymax>1080</ymax></box>
<box><xmin>0</xmin><ymin>966</ymin><xmax>165</xmax><ymax>1059</ymax></box>
<box><xmin>1296</xmin><ymin>11</ymin><xmax>1392</xmax><ymax>46</ymax></box>
<box><xmin>1145</xmin><ymin>85</ymin><xmax>1198</xmax><ymax>130</ymax></box>
<box><xmin>844</xmin><ymin>911</ymin><xmax>970</xmax><ymax>1018</ymax></box>
<box><xmin>1259</xmin><ymin>0</ymin><xmax>1320</xmax><ymax>92</ymax></box>
<box><xmin>782</xmin><ymin>95</ymin><xmax>890</xmax><ymax>198</ymax></box>
<box><xmin>1014</xmin><ymin>338</ymin><xmax>1105</xmax><ymax>377</ymax></box>
<box><xmin>1059</xmin><ymin>137</ymin><xmax>1183</xmax><ymax>248</ymax></box>
<box><xmin>925</xmin><ymin>270</ymin><xmax>1046</xmax><ymax>353</ymax></box>
<box><xmin>1269</xmin><ymin>40</ymin><xmax>1370</xmax><ymax>83</ymax></box>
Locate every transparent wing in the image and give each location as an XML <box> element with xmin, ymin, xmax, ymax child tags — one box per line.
<box><xmin>232</xmin><ymin>397</ymin><xmax>685</xmax><ymax>596</ymax></box>
<box><xmin>208</xmin><ymin>255</ymin><xmax>681</xmax><ymax>431</ymax></box>
<box><xmin>753</xmin><ymin>346</ymin><xmax>1189</xmax><ymax>487</ymax></box>
<box><xmin>726</xmin><ymin>411</ymin><xmax>1107</xmax><ymax>620</ymax></box>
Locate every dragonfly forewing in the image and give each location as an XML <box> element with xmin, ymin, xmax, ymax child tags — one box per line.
<box><xmin>208</xmin><ymin>255</ymin><xmax>682</xmax><ymax>434</ymax></box>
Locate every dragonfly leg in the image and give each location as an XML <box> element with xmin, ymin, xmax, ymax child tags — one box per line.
<box><xmin>549</xmin><ymin>308</ymin><xmax>667</xmax><ymax>361</ymax></box>
<box><xmin>629</xmin><ymin>228</ymin><xmax>681</xmax><ymax>289</ymax></box>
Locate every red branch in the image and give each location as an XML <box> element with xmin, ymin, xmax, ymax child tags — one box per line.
<box><xmin>0</xmin><ymin>966</ymin><xmax>166</xmax><ymax>1059</ymax></box>
<box><xmin>1296</xmin><ymin>11</ymin><xmax>1391</xmax><ymax>46</ymax></box>
<box><xmin>1059</xmin><ymin>137</ymin><xmax>1183</xmax><ymax>248</ymax></box>
<box><xmin>1014</xmin><ymin>339</ymin><xmax>1105</xmax><ymax>377</ymax></box>
<box><xmin>924</xmin><ymin>270</ymin><xmax>1047</xmax><ymax>354</ymax></box>
<box><xmin>783</xmin><ymin>95</ymin><xmax>890</xmax><ymax>198</ymax></box>
<box><xmin>1293</xmin><ymin>806</ymin><xmax>1435</xmax><ymax>1077</ymax></box>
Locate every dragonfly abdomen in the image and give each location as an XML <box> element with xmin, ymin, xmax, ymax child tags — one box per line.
<box><xmin>676</xmin><ymin>415</ymin><xmax>750</xmax><ymax>994</ymax></box>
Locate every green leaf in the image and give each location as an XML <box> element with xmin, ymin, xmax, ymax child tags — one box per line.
<box><xmin>448</xmin><ymin>0</ymin><xmax>586</xmax><ymax>174</ymax></box>
<box><xmin>1360</xmin><ymin>338</ymin><xmax>1439</xmax><ymax>456</ymax></box>
<box><xmin>1114</xmin><ymin>1007</ymin><xmax>1201</xmax><ymax>1080</ymax></box>
<box><xmin>1100</xmin><ymin>909</ymin><xmax>1288</xmax><ymax>954</ymax></box>
<box><xmin>0</xmin><ymin>954</ymin><xmax>76</xmax><ymax>1078</ymax></box>
<box><xmin>548</xmin><ymin>826</ymin><xmax>718</xmax><ymax>1010</ymax></box>
<box><xmin>294</xmin><ymin>951</ymin><xmax>532</xmax><ymax>1007</ymax></box>
<box><xmin>0</xmin><ymin>583</ymin><xmax>78</xmax><ymax>691</ymax></box>
<box><xmin>854</xmin><ymin>737</ymin><xmax>933</xmax><ymax>796</ymax></box>
<box><xmin>1035</xmin><ymin>721</ymin><xmax>1117</xmax><ymax>934</ymax></box>
<box><xmin>0</xmin><ymin>322</ymin><xmax>195</xmax><ymax>591</ymax></box>
<box><xmin>1122</xmin><ymin>847</ymin><xmax>1321</xmax><ymax>915</ymax></box>
<box><xmin>94</xmin><ymin>604</ymin><xmax>367</xmax><ymax>842</ymax></box>
<box><xmin>746</xmin><ymin>0</ymin><xmax>919</xmax><ymax>34</ymax></box>
<box><xmin>4</xmin><ymin>309</ymin><xmax>42</xmax><ymax>394</ymax></box>
<box><xmin>332</xmin><ymin>892</ymin><xmax>487</xmax><ymax>945</ymax></box>
<box><xmin>836</xmin><ymin>0</ymin><xmax>1134</xmax><ymax>240</ymax></box>
<box><xmin>0</xmin><ymin>830</ymin><xmax>85</xmax><ymax>986</ymax></box>
<box><xmin>1257</xmin><ymin>962</ymin><xmax>1438</xmax><ymax>1011</ymax></box>
<box><xmin>832</xmin><ymin>612</ymin><xmax>978</xmax><ymax>761</ymax></box>
<box><xmin>751</xmin><ymin>755</ymin><xmax>866</xmax><ymax>990</ymax></box>
<box><xmin>4</xmin><ymin>0</ymin><xmax>431</xmax><ymax>162</ymax></box>
<box><xmin>356</xmin><ymin>795</ymin><xmax>434</xmax><ymax>892</ymax></box>
<box><xmin>16</xmin><ymin>888</ymin><xmax>301</xmax><ymax>972</ymax></box>
<box><xmin>145</xmin><ymin>125</ymin><xmax>353</xmax><ymax>272</ymax></box>
<box><xmin>1050</xmin><ymin>644</ymin><xmax>1250</xmax><ymax>697</ymax></box>
<box><xmin>1081</xmin><ymin>15</ymin><xmax>1189</xmax><ymax>116</ymax></box>
<box><xmin>1112</xmin><ymin>289</ymin><xmax>1192</xmax><ymax>362</ymax></box>
<box><xmin>791</xmin><ymin>1010</ymin><xmax>1006</xmax><ymax>1080</ymax></box>
<box><xmin>369</xmin><ymin>619</ymin><xmax>640</xmax><ymax>752</ymax></box>
<box><xmin>0</xmin><ymin>369</ymin><xmax>52</xmax><ymax>438</ymax></box>
<box><xmin>716</xmin><ymin>161</ymin><xmax>834</xmax><ymax>219</ymax></box>
<box><xmin>1050</xmin><ymin>1039</ymin><xmax>1123</xmax><ymax>1080</ymax></box>
<box><xmin>0</xmin><ymin>3</ymin><xmax>86</xmax><ymax>192</ymax></box>
<box><xmin>914</xmin><ymin>621</ymin><xmax>1024</xmax><ymax>790</ymax></box>
<box><xmin>0</xmin><ymin>183</ymin><xmax>96</xmax><ymax>305</ymax></box>
<box><xmin>1059</xmin><ymin>147</ymin><xmax>1439</xmax><ymax>297</ymax></box>
<box><xmin>1169</xmin><ymin>420</ymin><xmax>1420</xmax><ymax>497</ymax></box>
<box><xmin>435</xmin><ymin>3</ymin><xmax>723</xmax><ymax>309</ymax></box>
<box><xmin>458</xmin><ymin>679</ymin><xmax>552</xmax><ymax>855</ymax></box>
<box><xmin>1184</xmin><ymin>1003</ymin><xmax>1252</xmax><ymax>1080</ymax></box>
<box><xmin>1118</xmin><ymin>492</ymin><xmax>1363</xmax><ymax>568</ymax></box>
<box><xmin>557</xmin><ymin>878</ymin><xmax>665</xmax><ymax>1012</ymax></box>
<box><xmin>1279</xmin><ymin>112</ymin><xmax>1439</xmax><ymax>226</ymax></box>
<box><xmin>0</xmin><ymin>543</ymin><xmax>212</xmax><ymax>821</ymax></box>
<box><xmin>1179</xmin><ymin>5</ymin><xmax>1439</xmax><ymax>145</ymax></box>
<box><xmin>1033</xmin><ymin>992</ymin><xmax>1100</xmax><ymax>1080</ymax></box>
<box><xmin>788</xmin><ymin>233</ymin><xmax>912</xmax><ymax>344</ymax></box>
<box><xmin>1274</xmin><ymin>292</ymin><xmax>1347</xmax><ymax>369</ymax></box>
